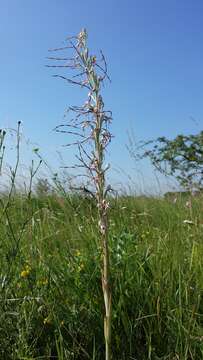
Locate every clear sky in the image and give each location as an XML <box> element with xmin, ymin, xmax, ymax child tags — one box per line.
<box><xmin>1</xmin><ymin>0</ymin><xmax>203</xmax><ymax>192</ymax></box>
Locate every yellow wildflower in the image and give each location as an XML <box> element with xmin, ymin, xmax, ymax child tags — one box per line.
<box><xmin>20</xmin><ymin>269</ymin><xmax>30</xmax><ymax>278</ymax></box>
<box><xmin>20</xmin><ymin>263</ymin><xmax>31</xmax><ymax>278</ymax></box>
<box><xmin>37</xmin><ymin>278</ymin><xmax>48</xmax><ymax>286</ymax></box>
<box><xmin>75</xmin><ymin>250</ymin><xmax>81</xmax><ymax>257</ymax></box>
<box><xmin>78</xmin><ymin>263</ymin><xmax>84</xmax><ymax>272</ymax></box>
<box><xmin>43</xmin><ymin>316</ymin><xmax>51</xmax><ymax>325</ymax></box>
<box><xmin>42</xmin><ymin>278</ymin><xmax>48</xmax><ymax>285</ymax></box>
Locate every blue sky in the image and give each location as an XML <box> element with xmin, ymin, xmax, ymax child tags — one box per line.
<box><xmin>1</xmin><ymin>0</ymin><xmax>203</xmax><ymax>192</ymax></box>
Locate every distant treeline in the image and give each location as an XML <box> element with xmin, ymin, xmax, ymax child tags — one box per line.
<box><xmin>164</xmin><ymin>189</ymin><xmax>203</xmax><ymax>200</ymax></box>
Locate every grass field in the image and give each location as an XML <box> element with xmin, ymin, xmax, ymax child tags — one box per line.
<box><xmin>0</xmin><ymin>193</ymin><xmax>202</xmax><ymax>359</ymax></box>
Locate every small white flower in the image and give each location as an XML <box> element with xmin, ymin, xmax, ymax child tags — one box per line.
<box><xmin>78</xmin><ymin>225</ymin><xmax>83</xmax><ymax>233</ymax></box>
<box><xmin>185</xmin><ymin>200</ymin><xmax>192</xmax><ymax>208</ymax></box>
<box><xmin>183</xmin><ymin>220</ymin><xmax>194</xmax><ymax>225</ymax></box>
<box><xmin>98</xmin><ymin>220</ymin><xmax>106</xmax><ymax>235</ymax></box>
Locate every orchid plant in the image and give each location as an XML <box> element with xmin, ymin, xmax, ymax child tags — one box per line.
<box><xmin>47</xmin><ymin>29</ymin><xmax>113</xmax><ymax>359</ymax></box>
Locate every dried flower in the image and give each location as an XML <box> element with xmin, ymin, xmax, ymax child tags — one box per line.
<box><xmin>99</xmin><ymin>220</ymin><xmax>106</xmax><ymax>235</ymax></box>
<box><xmin>98</xmin><ymin>199</ymin><xmax>110</xmax><ymax>211</ymax></box>
<box><xmin>185</xmin><ymin>200</ymin><xmax>192</xmax><ymax>208</ymax></box>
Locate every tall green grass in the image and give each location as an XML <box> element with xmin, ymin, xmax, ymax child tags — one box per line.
<box><xmin>0</xmin><ymin>194</ymin><xmax>202</xmax><ymax>359</ymax></box>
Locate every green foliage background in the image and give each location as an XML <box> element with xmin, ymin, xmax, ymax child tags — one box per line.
<box><xmin>0</xmin><ymin>194</ymin><xmax>202</xmax><ymax>359</ymax></box>
<box><xmin>129</xmin><ymin>131</ymin><xmax>203</xmax><ymax>191</ymax></box>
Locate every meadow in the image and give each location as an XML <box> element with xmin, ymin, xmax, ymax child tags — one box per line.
<box><xmin>0</xmin><ymin>191</ymin><xmax>202</xmax><ymax>359</ymax></box>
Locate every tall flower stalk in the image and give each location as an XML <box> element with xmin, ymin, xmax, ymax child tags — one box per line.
<box><xmin>47</xmin><ymin>29</ymin><xmax>113</xmax><ymax>359</ymax></box>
